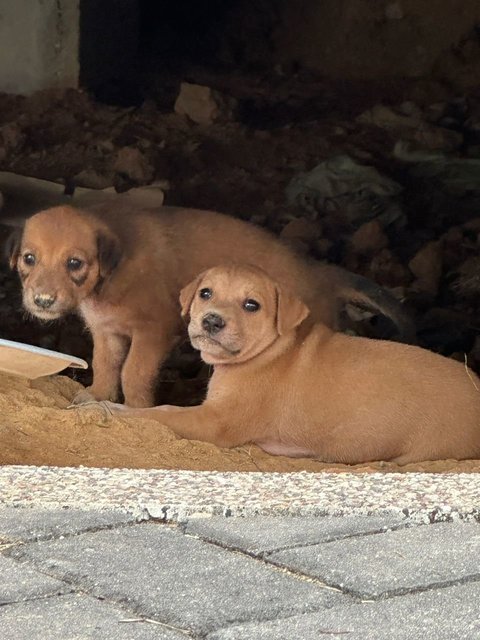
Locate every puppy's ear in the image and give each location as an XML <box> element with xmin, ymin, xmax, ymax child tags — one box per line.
<box><xmin>96</xmin><ymin>230</ymin><xmax>122</xmax><ymax>278</ymax></box>
<box><xmin>4</xmin><ymin>227</ymin><xmax>23</xmax><ymax>269</ymax></box>
<box><xmin>179</xmin><ymin>273</ymin><xmax>205</xmax><ymax>320</ymax></box>
<box><xmin>276</xmin><ymin>285</ymin><xmax>310</xmax><ymax>335</ymax></box>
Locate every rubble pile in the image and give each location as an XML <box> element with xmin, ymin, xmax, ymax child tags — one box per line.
<box><xmin>2</xmin><ymin>76</ymin><xmax>480</xmax><ymax>403</ymax></box>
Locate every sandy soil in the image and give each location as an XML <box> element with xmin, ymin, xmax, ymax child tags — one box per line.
<box><xmin>1</xmin><ymin>372</ymin><xmax>479</xmax><ymax>474</ymax></box>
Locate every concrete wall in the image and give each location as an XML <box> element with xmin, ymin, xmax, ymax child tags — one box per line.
<box><xmin>273</xmin><ymin>0</ymin><xmax>480</xmax><ymax>81</ymax></box>
<box><xmin>0</xmin><ymin>0</ymin><xmax>79</xmax><ymax>95</ymax></box>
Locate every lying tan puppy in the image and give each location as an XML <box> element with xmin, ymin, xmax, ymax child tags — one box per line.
<box><xmin>99</xmin><ymin>265</ymin><xmax>480</xmax><ymax>464</ymax></box>
<box><xmin>7</xmin><ymin>202</ymin><xmax>412</xmax><ymax>408</ymax></box>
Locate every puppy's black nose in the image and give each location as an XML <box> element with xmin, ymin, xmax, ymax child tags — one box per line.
<box><xmin>33</xmin><ymin>293</ymin><xmax>56</xmax><ymax>309</ymax></box>
<box><xmin>202</xmin><ymin>312</ymin><xmax>226</xmax><ymax>335</ymax></box>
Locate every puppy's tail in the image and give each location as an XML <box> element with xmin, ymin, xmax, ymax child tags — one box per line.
<box><xmin>324</xmin><ymin>265</ymin><xmax>416</xmax><ymax>342</ymax></box>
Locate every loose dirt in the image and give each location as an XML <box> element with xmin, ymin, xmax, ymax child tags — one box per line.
<box><xmin>1</xmin><ymin>372</ymin><xmax>478</xmax><ymax>474</ymax></box>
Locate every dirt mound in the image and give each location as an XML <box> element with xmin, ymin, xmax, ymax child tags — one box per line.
<box><xmin>0</xmin><ymin>373</ymin><xmax>479</xmax><ymax>474</ymax></box>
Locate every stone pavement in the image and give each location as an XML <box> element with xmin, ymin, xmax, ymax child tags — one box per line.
<box><xmin>1</xmin><ymin>507</ymin><xmax>479</xmax><ymax>639</ymax></box>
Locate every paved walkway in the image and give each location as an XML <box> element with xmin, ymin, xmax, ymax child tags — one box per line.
<box><xmin>0</xmin><ymin>506</ymin><xmax>479</xmax><ymax>639</ymax></box>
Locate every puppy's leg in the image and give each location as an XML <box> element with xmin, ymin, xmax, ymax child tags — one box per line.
<box><xmin>73</xmin><ymin>332</ymin><xmax>128</xmax><ymax>404</ymax></box>
<box><xmin>120</xmin><ymin>329</ymin><xmax>175</xmax><ymax>408</ymax></box>
<box><xmin>105</xmin><ymin>402</ymin><xmax>245</xmax><ymax>448</ymax></box>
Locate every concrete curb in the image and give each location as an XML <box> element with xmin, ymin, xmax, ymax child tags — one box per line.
<box><xmin>1</xmin><ymin>465</ymin><xmax>479</xmax><ymax>523</ymax></box>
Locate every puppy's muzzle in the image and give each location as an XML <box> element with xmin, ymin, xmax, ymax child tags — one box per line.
<box><xmin>33</xmin><ymin>293</ymin><xmax>57</xmax><ymax>309</ymax></box>
<box><xmin>201</xmin><ymin>312</ymin><xmax>226</xmax><ymax>335</ymax></box>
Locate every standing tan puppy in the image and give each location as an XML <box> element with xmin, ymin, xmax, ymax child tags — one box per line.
<box><xmin>7</xmin><ymin>202</ymin><xmax>412</xmax><ymax>408</ymax></box>
<box><xmin>100</xmin><ymin>265</ymin><xmax>480</xmax><ymax>464</ymax></box>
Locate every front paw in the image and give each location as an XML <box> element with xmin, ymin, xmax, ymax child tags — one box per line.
<box><xmin>98</xmin><ymin>400</ymin><xmax>128</xmax><ymax>413</ymax></box>
<box><xmin>71</xmin><ymin>388</ymin><xmax>98</xmax><ymax>406</ymax></box>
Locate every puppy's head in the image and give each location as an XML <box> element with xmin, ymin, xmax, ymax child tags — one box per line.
<box><xmin>180</xmin><ymin>265</ymin><xmax>309</xmax><ymax>365</ymax></box>
<box><xmin>7</xmin><ymin>205</ymin><xmax>122</xmax><ymax>320</ymax></box>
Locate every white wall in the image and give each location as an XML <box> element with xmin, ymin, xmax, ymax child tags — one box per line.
<box><xmin>0</xmin><ymin>0</ymin><xmax>79</xmax><ymax>95</ymax></box>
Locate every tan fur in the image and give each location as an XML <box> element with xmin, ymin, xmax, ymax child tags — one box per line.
<box><xmin>105</xmin><ymin>265</ymin><xmax>480</xmax><ymax>464</ymax></box>
<box><xmin>10</xmin><ymin>203</ymin><xmax>411</xmax><ymax>408</ymax></box>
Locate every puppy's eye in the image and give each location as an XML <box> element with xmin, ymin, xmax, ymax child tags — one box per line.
<box><xmin>243</xmin><ymin>298</ymin><xmax>261</xmax><ymax>312</ymax></box>
<box><xmin>199</xmin><ymin>288</ymin><xmax>212</xmax><ymax>300</ymax></box>
<box><xmin>66</xmin><ymin>258</ymin><xmax>84</xmax><ymax>272</ymax></box>
<box><xmin>23</xmin><ymin>253</ymin><xmax>36</xmax><ymax>266</ymax></box>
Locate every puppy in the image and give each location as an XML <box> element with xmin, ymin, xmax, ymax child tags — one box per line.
<box><xmin>99</xmin><ymin>265</ymin><xmax>480</xmax><ymax>464</ymax></box>
<box><xmin>7</xmin><ymin>202</ymin><xmax>413</xmax><ymax>408</ymax></box>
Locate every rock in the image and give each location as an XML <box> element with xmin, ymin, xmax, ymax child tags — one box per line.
<box><xmin>357</xmin><ymin>104</ymin><xmax>462</xmax><ymax>152</ymax></box>
<box><xmin>114</xmin><ymin>147</ymin><xmax>154</xmax><ymax>184</ymax></box>
<box><xmin>0</xmin><ymin>122</ymin><xmax>26</xmax><ymax>155</ymax></box>
<box><xmin>417</xmin><ymin>307</ymin><xmax>476</xmax><ymax>355</ymax></box>
<box><xmin>468</xmin><ymin>335</ymin><xmax>480</xmax><ymax>370</ymax></box>
<box><xmin>315</xmin><ymin>238</ymin><xmax>333</xmax><ymax>259</ymax></box>
<box><xmin>280</xmin><ymin>217</ymin><xmax>321</xmax><ymax>253</ymax></box>
<box><xmin>74</xmin><ymin>169</ymin><xmax>114</xmax><ymax>190</ymax></box>
<box><xmin>441</xmin><ymin>226</ymin><xmax>468</xmax><ymax>270</ymax></box>
<box><xmin>450</xmin><ymin>256</ymin><xmax>480</xmax><ymax>299</ymax></box>
<box><xmin>369</xmin><ymin>248</ymin><xmax>412</xmax><ymax>287</ymax></box>
<box><xmin>350</xmin><ymin>220</ymin><xmax>388</xmax><ymax>255</ymax></box>
<box><xmin>425</xmin><ymin>102</ymin><xmax>448</xmax><ymax>124</ymax></box>
<box><xmin>408</xmin><ymin>241</ymin><xmax>443</xmax><ymax>296</ymax></box>
<box><xmin>96</xmin><ymin>140</ymin><xmax>115</xmax><ymax>154</ymax></box>
<box><xmin>174</xmin><ymin>82</ymin><xmax>236</xmax><ymax>125</ymax></box>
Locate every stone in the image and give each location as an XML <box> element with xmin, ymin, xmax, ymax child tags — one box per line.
<box><xmin>0</xmin><ymin>555</ymin><xmax>67</xmax><ymax>604</ymax></box>
<box><xmin>350</xmin><ymin>220</ymin><xmax>388</xmax><ymax>255</ymax></box>
<box><xmin>174</xmin><ymin>82</ymin><xmax>236</xmax><ymax>125</ymax></box>
<box><xmin>207</xmin><ymin>581</ymin><xmax>480</xmax><ymax>640</ymax></box>
<box><xmin>280</xmin><ymin>217</ymin><xmax>321</xmax><ymax>251</ymax></box>
<box><xmin>9</xmin><ymin>523</ymin><xmax>347</xmax><ymax>635</ymax></box>
<box><xmin>0</xmin><ymin>507</ymin><xmax>137</xmax><ymax>543</ymax></box>
<box><xmin>357</xmin><ymin>104</ymin><xmax>462</xmax><ymax>151</ymax></box>
<box><xmin>184</xmin><ymin>515</ymin><xmax>408</xmax><ymax>556</ymax></box>
<box><xmin>114</xmin><ymin>147</ymin><xmax>154</xmax><ymax>184</ymax></box>
<box><xmin>369</xmin><ymin>248</ymin><xmax>412</xmax><ymax>287</ymax></box>
<box><xmin>0</xmin><ymin>594</ymin><xmax>182</xmax><ymax>639</ymax></box>
<box><xmin>74</xmin><ymin>169</ymin><xmax>114</xmax><ymax>190</ymax></box>
<box><xmin>0</xmin><ymin>122</ymin><xmax>26</xmax><ymax>155</ymax></box>
<box><xmin>408</xmin><ymin>240</ymin><xmax>443</xmax><ymax>295</ymax></box>
<box><xmin>268</xmin><ymin>522</ymin><xmax>480</xmax><ymax>599</ymax></box>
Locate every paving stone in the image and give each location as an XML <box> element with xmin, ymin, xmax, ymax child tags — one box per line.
<box><xmin>184</xmin><ymin>515</ymin><xmax>408</xmax><ymax>555</ymax></box>
<box><xmin>0</xmin><ymin>508</ymin><xmax>137</xmax><ymax>544</ymax></box>
<box><xmin>0</xmin><ymin>593</ymin><xmax>186</xmax><ymax>639</ymax></box>
<box><xmin>7</xmin><ymin>522</ymin><xmax>348</xmax><ymax>635</ymax></box>
<box><xmin>0</xmin><ymin>555</ymin><xmax>67</xmax><ymax>605</ymax></box>
<box><xmin>206</xmin><ymin>580</ymin><xmax>480</xmax><ymax>640</ymax></box>
<box><xmin>269</xmin><ymin>521</ymin><xmax>480</xmax><ymax>598</ymax></box>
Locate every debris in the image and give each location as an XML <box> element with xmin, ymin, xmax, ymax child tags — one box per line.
<box><xmin>369</xmin><ymin>248</ymin><xmax>412</xmax><ymax>287</ymax></box>
<box><xmin>417</xmin><ymin>307</ymin><xmax>476</xmax><ymax>355</ymax></box>
<box><xmin>0</xmin><ymin>123</ymin><xmax>26</xmax><ymax>162</ymax></box>
<box><xmin>286</xmin><ymin>155</ymin><xmax>404</xmax><ymax>229</ymax></box>
<box><xmin>408</xmin><ymin>241</ymin><xmax>443</xmax><ymax>296</ymax></box>
<box><xmin>357</xmin><ymin>104</ymin><xmax>462</xmax><ymax>151</ymax></box>
<box><xmin>280</xmin><ymin>217</ymin><xmax>321</xmax><ymax>253</ymax></box>
<box><xmin>350</xmin><ymin>220</ymin><xmax>388</xmax><ymax>255</ymax></box>
<box><xmin>114</xmin><ymin>147</ymin><xmax>154</xmax><ymax>184</ymax></box>
<box><xmin>174</xmin><ymin>82</ymin><xmax>236</xmax><ymax>125</ymax></box>
<box><xmin>394</xmin><ymin>141</ymin><xmax>480</xmax><ymax>195</ymax></box>
<box><xmin>74</xmin><ymin>169</ymin><xmax>114</xmax><ymax>190</ymax></box>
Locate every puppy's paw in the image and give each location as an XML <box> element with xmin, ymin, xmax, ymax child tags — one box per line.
<box><xmin>70</xmin><ymin>389</ymin><xmax>97</xmax><ymax>406</ymax></box>
<box><xmin>98</xmin><ymin>400</ymin><xmax>128</xmax><ymax>414</ymax></box>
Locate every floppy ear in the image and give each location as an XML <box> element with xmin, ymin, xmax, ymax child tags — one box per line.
<box><xmin>179</xmin><ymin>272</ymin><xmax>205</xmax><ymax>320</ymax></box>
<box><xmin>275</xmin><ymin>284</ymin><xmax>310</xmax><ymax>335</ymax></box>
<box><xmin>96</xmin><ymin>230</ymin><xmax>122</xmax><ymax>278</ymax></box>
<box><xmin>4</xmin><ymin>227</ymin><xmax>23</xmax><ymax>269</ymax></box>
